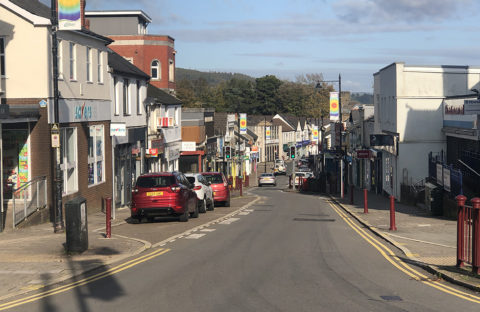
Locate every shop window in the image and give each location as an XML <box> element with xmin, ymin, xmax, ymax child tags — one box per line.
<box><xmin>60</xmin><ymin>128</ymin><xmax>78</xmax><ymax>195</ymax></box>
<box><xmin>88</xmin><ymin>125</ymin><xmax>105</xmax><ymax>185</ymax></box>
<box><xmin>123</xmin><ymin>79</ymin><xmax>130</xmax><ymax>115</ymax></box>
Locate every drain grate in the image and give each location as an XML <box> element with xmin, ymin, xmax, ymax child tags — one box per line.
<box><xmin>293</xmin><ymin>218</ymin><xmax>335</xmax><ymax>222</ymax></box>
<box><xmin>380</xmin><ymin>295</ymin><xmax>402</xmax><ymax>301</ymax></box>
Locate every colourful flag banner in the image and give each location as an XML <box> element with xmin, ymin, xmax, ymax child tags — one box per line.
<box><xmin>266</xmin><ymin>127</ymin><xmax>271</xmax><ymax>140</ymax></box>
<box><xmin>58</xmin><ymin>0</ymin><xmax>81</xmax><ymax>30</ymax></box>
<box><xmin>313</xmin><ymin>126</ymin><xmax>319</xmax><ymax>141</ymax></box>
<box><xmin>330</xmin><ymin>92</ymin><xmax>339</xmax><ymax>121</ymax></box>
<box><xmin>240</xmin><ymin>113</ymin><xmax>247</xmax><ymax>134</ymax></box>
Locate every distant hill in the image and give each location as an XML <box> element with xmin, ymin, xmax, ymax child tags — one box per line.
<box><xmin>351</xmin><ymin>92</ymin><xmax>373</xmax><ymax>104</ymax></box>
<box><xmin>176</xmin><ymin>68</ymin><xmax>255</xmax><ymax>85</ymax></box>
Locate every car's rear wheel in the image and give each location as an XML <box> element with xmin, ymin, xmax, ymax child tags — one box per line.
<box><xmin>179</xmin><ymin>208</ymin><xmax>189</xmax><ymax>222</ymax></box>
<box><xmin>207</xmin><ymin>199</ymin><xmax>214</xmax><ymax>211</ymax></box>
<box><xmin>190</xmin><ymin>202</ymin><xmax>199</xmax><ymax>218</ymax></box>
<box><xmin>199</xmin><ymin>198</ymin><xmax>207</xmax><ymax>213</ymax></box>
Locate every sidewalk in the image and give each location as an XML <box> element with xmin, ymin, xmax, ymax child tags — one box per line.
<box><xmin>332</xmin><ymin>187</ymin><xmax>480</xmax><ymax>291</ymax></box>
<box><xmin>0</xmin><ymin>191</ymin><xmax>258</xmax><ymax>302</ymax></box>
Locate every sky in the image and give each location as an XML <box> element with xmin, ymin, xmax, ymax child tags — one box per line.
<box><xmin>41</xmin><ymin>0</ymin><xmax>480</xmax><ymax>92</ymax></box>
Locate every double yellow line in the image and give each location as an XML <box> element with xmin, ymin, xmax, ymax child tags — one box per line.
<box><xmin>327</xmin><ymin>199</ymin><xmax>480</xmax><ymax>304</ymax></box>
<box><xmin>0</xmin><ymin>248</ymin><xmax>170</xmax><ymax>310</ymax></box>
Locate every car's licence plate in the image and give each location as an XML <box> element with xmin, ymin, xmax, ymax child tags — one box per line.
<box><xmin>147</xmin><ymin>191</ymin><xmax>163</xmax><ymax>196</ymax></box>
<box><xmin>213</xmin><ymin>192</ymin><xmax>217</xmax><ymax>196</ymax></box>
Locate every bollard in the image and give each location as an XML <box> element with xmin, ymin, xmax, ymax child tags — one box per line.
<box><xmin>456</xmin><ymin>195</ymin><xmax>467</xmax><ymax>267</ymax></box>
<box><xmin>389</xmin><ymin>195</ymin><xmax>397</xmax><ymax>231</ymax></box>
<box><xmin>350</xmin><ymin>185</ymin><xmax>354</xmax><ymax>205</ymax></box>
<box><xmin>363</xmin><ymin>189</ymin><xmax>368</xmax><ymax>214</ymax></box>
<box><xmin>105</xmin><ymin>197</ymin><xmax>112</xmax><ymax>238</ymax></box>
<box><xmin>240</xmin><ymin>177</ymin><xmax>243</xmax><ymax>197</ymax></box>
<box><xmin>471</xmin><ymin>197</ymin><xmax>480</xmax><ymax>274</ymax></box>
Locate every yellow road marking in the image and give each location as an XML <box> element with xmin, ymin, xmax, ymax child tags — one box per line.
<box><xmin>326</xmin><ymin>200</ymin><xmax>480</xmax><ymax>304</ymax></box>
<box><xmin>0</xmin><ymin>248</ymin><xmax>170</xmax><ymax>311</ymax></box>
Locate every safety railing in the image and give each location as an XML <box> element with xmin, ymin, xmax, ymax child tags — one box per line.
<box><xmin>455</xmin><ymin>195</ymin><xmax>480</xmax><ymax>274</ymax></box>
<box><xmin>12</xmin><ymin>176</ymin><xmax>47</xmax><ymax>228</ymax></box>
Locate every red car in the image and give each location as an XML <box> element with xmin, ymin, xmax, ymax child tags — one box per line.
<box><xmin>130</xmin><ymin>172</ymin><xmax>198</xmax><ymax>222</ymax></box>
<box><xmin>201</xmin><ymin>172</ymin><xmax>231</xmax><ymax>207</ymax></box>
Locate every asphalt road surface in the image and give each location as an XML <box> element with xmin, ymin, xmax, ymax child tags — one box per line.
<box><xmin>5</xmin><ymin>176</ymin><xmax>480</xmax><ymax>311</ymax></box>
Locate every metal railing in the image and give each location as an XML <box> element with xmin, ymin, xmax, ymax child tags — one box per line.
<box><xmin>455</xmin><ymin>196</ymin><xmax>480</xmax><ymax>274</ymax></box>
<box><xmin>12</xmin><ymin>176</ymin><xmax>47</xmax><ymax>228</ymax></box>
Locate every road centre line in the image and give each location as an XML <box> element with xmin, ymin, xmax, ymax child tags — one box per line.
<box><xmin>326</xmin><ymin>200</ymin><xmax>480</xmax><ymax>304</ymax></box>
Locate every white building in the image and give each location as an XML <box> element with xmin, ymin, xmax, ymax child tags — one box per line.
<box><xmin>373</xmin><ymin>63</ymin><xmax>480</xmax><ymax>199</ymax></box>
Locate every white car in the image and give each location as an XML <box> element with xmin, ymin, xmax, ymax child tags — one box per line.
<box><xmin>185</xmin><ymin>173</ymin><xmax>214</xmax><ymax>213</ymax></box>
<box><xmin>294</xmin><ymin>172</ymin><xmax>308</xmax><ymax>186</ymax></box>
<box><xmin>258</xmin><ymin>173</ymin><xmax>277</xmax><ymax>187</ymax></box>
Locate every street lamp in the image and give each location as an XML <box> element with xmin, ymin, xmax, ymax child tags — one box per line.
<box><xmin>315</xmin><ymin>74</ymin><xmax>343</xmax><ymax>197</ymax></box>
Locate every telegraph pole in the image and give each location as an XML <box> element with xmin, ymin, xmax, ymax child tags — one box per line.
<box><xmin>51</xmin><ymin>0</ymin><xmax>64</xmax><ymax>233</ymax></box>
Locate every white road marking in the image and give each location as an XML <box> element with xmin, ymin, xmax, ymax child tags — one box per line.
<box><xmin>219</xmin><ymin>217</ymin><xmax>240</xmax><ymax>225</ymax></box>
<box><xmin>200</xmin><ymin>228</ymin><xmax>216</xmax><ymax>232</ymax></box>
<box><xmin>238</xmin><ymin>212</ymin><xmax>251</xmax><ymax>215</ymax></box>
<box><xmin>244</xmin><ymin>209</ymin><xmax>254</xmax><ymax>212</ymax></box>
<box><xmin>185</xmin><ymin>233</ymin><xmax>206</xmax><ymax>239</ymax></box>
<box><xmin>417</xmin><ymin>224</ymin><xmax>431</xmax><ymax>227</ymax></box>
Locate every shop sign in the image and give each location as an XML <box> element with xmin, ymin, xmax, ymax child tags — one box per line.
<box><xmin>251</xmin><ymin>146</ymin><xmax>259</xmax><ymax>152</ymax></box>
<box><xmin>181</xmin><ymin>141</ymin><xmax>196</xmax><ymax>152</ymax></box>
<box><xmin>356</xmin><ymin>150</ymin><xmax>370</xmax><ymax>159</ymax></box>
<box><xmin>146</xmin><ymin>148</ymin><xmax>158</xmax><ymax>157</ymax></box>
<box><xmin>110</xmin><ymin>123</ymin><xmax>126</xmax><ymax>137</ymax></box>
<box><xmin>443</xmin><ymin>167</ymin><xmax>451</xmax><ymax>192</ymax></box>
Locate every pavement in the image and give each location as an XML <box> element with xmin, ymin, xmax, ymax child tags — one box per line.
<box><xmin>328</xmin><ymin>187</ymin><xmax>480</xmax><ymax>292</ymax></box>
<box><xmin>0</xmin><ymin>188</ymin><xmax>259</xmax><ymax>303</ymax></box>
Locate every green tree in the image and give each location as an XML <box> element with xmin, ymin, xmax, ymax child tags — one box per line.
<box><xmin>255</xmin><ymin>75</ymin><xmax>283</xmax><ymax>115</ymax></box>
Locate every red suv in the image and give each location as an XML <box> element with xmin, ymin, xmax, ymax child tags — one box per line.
<box><xmin>131</xmin><ymin>172</ymin><xmax>198</xmax><ymax>222</ymax></box>
<box><xmin>201</xmin><ymin>172</ymin><xmax>230</xmax><ymax>207</ymax></box>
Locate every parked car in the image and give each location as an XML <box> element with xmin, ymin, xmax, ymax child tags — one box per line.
<box><xmin>294</xmin><ymin>172</ymin><xmax>308</xmax><ymax>186</ymax></box>
<box><xmin>201</xmin><ymin>172</ymin><xmax>231</xmax><ymax>207</ymax></box>
<box><xmin>258</xmin><ymin>173</ymin><xmax>276</xmax><ymax>187</ymax></box>
<box><xmin>185</xmin><ymin>173</ymin><xmax>214</xmax><ymax>213</ymax></box>
<box><xmin>130</xmin><ymin>172</ymin><xmax>198</xmax><ymax>223</ymax></box>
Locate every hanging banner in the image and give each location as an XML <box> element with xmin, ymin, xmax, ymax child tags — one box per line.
<box><xmin>58</xmin><ymin>0</ymin><xmax>82</xmax><ymax>30</ymax></box>
<box><xmin>330</xmin><ymin>92</ymin><xmax>339</xmax><ymax>121</ymax></box>
<box><xmin>239</xmin><ymin>113</ymin><xmax>247</xmax><ymax>134</ymax></box>
<box><xmin>313</xmin><ymin>126</ymin><xmax>319</xmax><ymax>141</ymax></box>
<box><xmin>265</xmin><ymin>127</ymin><xmax>271</xmax><ymax>140</ymax></box>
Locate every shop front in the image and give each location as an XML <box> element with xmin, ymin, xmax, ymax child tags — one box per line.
<box><xmin>164</xmin><ymin>141</ymin><xmax>181</xmax><ymax>171</ymax></box>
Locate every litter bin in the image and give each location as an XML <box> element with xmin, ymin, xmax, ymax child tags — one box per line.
<box><xmin>65</xmin><ymin>196</ymin><xmax>88</xmax><ymax>253</ymax></box>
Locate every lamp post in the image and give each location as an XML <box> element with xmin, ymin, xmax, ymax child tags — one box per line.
<box><xmin>316</xmin><ymin>74</ymin><xmax>342</xmax><ymax>195</ymax></box>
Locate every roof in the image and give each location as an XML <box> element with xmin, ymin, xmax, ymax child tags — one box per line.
<box><xmin>108</xmin><ymin>49</ymin><xmax>150</xmax><ymax>79</ymax></box>
<box><xmin>147</xmin><ymin>85</ymin><xmax>182</xmax><ymax>105</ymax></box>
<box><xmin>9</xmin><ymin>0</ymin><xmax>50</xmax><ymax>19</ymax></box>
<box><xmin>85</xmin><ymin>10</ymin><xmax>152</xmax><ymax>24</ymax></box>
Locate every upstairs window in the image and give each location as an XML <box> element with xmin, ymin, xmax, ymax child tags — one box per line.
<box><xmin>57</xmin><ymin>40</ymin><xmax>63</xmax><ymax>79</ymax></box>
<box><xmin>123</xmin><ymin>79</ymin><xmax>130</xmax><ymax>115</ymax></box>
<box><xmin>86</xmin><ymin>47</ymin><xmax>92</xmax><ymax>82</ymax></box>
<box><xmin>0</xmin><ymin>37</ymin><xmax>4</xmax><ymax>76</ymax></box>
<box><xmin>69</xmin><ymin>42</ymin><xmax>76</xmax><ymax>80</ymax></box>
<box><xmin>169</xmin><ymin>59</ymin><xmax>174</xmax><ymax>82</ymax></box>
<box><xmin>97</xmin><ymin>50</ymin><xmax>103</xmax><ymax>83</ymax></box>
<box><xmin>88</xmin><ymin>125</ymin><xmax>105</xmax><ymax>185</ymax></box>
<box><xmin>151</xmin><ymin>60</ymin><xmax>160</xmax><ymax>80</ymax></box>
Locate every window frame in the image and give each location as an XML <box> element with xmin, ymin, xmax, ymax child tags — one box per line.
<box><xmin>151</xmin><ymin>60</ymin><xmax>160</xmax><ymax>80</ymax></box>
<box><xmin>169</xmin><ymin>59</ymin><xmax>174</xmax><ymax>82</ymax></box>
<box><xmin>69</xmin><ymin>42</ymin><xmax>76</xmax><ymax>81</ymax></box>
<box><xmin>97</xmin><ymin>50</ymin><xmax>103</xmax><ymax>83</ymax></box>
<box><xmin>57</xmin><ymin>39</ymin><xmax>63</xmax><ymax>80</ymax></box>
<box><xmin>123</xmin><ymin>79</ymin><xmax>130</xmax><ymax>115</ymax></box>
<box><xmin>88</xmin><ymin>125</ymin><xmax>105</xmax><ymax>186</ymax></box>
<box><xmin>114</xmin><ymin>77</ymin><xmax>119</xmax><ymax>115</ymax></box>
<box><xmin>60</xmin><ymin>127</ymin><xmax>78</xmax><ymax>195</ymax></box>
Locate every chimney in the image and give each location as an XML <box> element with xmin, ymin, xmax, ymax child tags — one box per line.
<box><xmin>81</xmin><ymin>0</ymin><xmax>86</xmax><ymax>29</ymax></box>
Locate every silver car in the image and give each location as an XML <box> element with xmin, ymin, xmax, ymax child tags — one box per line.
<box><xmin>258</xmin><ymin>173</ymin><xmax>276</xmax><ymax>187</ymax></box>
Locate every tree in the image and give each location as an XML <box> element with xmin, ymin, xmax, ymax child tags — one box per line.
<box><xmin>255</xmin><ymin>75</ymin><xmax>283</xmax><ymax>115</ymax></box>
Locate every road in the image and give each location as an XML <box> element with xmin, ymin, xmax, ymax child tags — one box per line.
<box><xmin>4</xmin><ymin>175</ymin><xmax>480</xmax><ymax>311</ymax></box>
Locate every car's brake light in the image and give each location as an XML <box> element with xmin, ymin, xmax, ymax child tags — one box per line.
<box><xmin>170</xmin><ymin>185</ymin><xmax>181</xmax><ymax>193</ymax></box>
<box><xmin>193</xmin><ymin>185</ymin><xmax>201</xmax><ymax>190</ymax></box>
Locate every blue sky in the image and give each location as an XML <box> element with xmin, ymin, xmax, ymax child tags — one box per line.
<box><xmin>42</xmin><ymin>0</ymin><xmax>480</xmax><ymax>92</ymax></box>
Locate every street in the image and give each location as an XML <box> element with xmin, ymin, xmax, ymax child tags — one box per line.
<box><xmin>3</xmin><ymin>175</ymin><xmax>480</xmax><ymax>312</ymax></box>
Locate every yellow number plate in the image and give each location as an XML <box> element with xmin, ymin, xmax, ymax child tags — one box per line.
<box><xmin>147</xmin><ymin>191</ymin><xmax>163</xmax><ymax>196</ymax></box>
<box><xmin>213</xmin><ymin>192</ymin><xmax>217</xmax><ymax>196</ymax></box>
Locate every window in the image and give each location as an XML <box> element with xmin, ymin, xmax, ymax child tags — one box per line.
<box><xmin>69</xmin><ymin>42</ymin><xmax>76</xmax><ymax>80</ymax></box>
<box><xmin>151</xmin><ymin>60</ymin><xmax>160</xmax><ymax>80</ymax></box>
<box><xmin>0</xmin><ymin>37</ymin><xmax>5</xmax><ymax>76</ymax></box>
<box><xmin>60</xmin><ymin>128</ymin><xmax>78</xmax><ymax>195</ymax></box>
<box><xmin>114</xmin><ymin>77</ymin><xmax>119</xmax><ymax>115</ymax></box>
<box><xmin>86</xmin><ymin>47</ymin><xmax>92</xmax><ymax>82</ymax></box>
<box><xmin>136</xmin><ymin>80</ymin><xmax>142</xmax><ymax>115</ymax></box>
<box><xmin>88</xmin><ymin>125</ymin><xmax>105</xmax><ymax>185</ymax></box>
<box><xmin>123</xmin><ymin>79</ymin><xmax>130</xmax><ymax>115</ymax></box>
<box><xmin>57</xmin><ymin>40</ymin><xmax>63</xmax><ymax>79</ymax></box>
<box><xmin>97</xmin><ymin>50</ymin><xmax>103</xmax><ymax>83</ymax></box>
<box><xmin>174</xmin><ymin>106</ymin><xmax>179</xmax><ymax>126</ymax></box>
<box><xmin>169</xmin><ymin>59</ymin><xmax>174</xmax><ymax>82</ymax></box>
